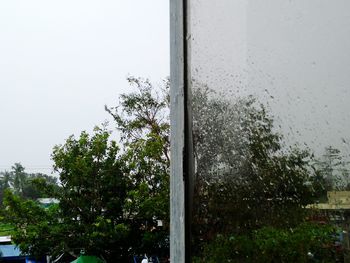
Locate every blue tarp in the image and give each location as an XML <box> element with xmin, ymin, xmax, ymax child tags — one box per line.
<box><xmin>26</xmin><ymin>258</ymin><xmax>46</xmax><ymax>263</ymax></box>
<box><xmin>0</xmin><ymin>245</ymin><xmax>46</xmax><ymax>263</ymax></box>
<box><xmin>0</xmin><ymin>244</ymin><xmax>22</xmax><ymax>257</ymax></box>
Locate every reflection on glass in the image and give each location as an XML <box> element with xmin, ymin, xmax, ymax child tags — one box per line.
<box><xmin>189</xmin><ymin>1</ymin><xmax>350</xmax><ymax>261</ymax></box>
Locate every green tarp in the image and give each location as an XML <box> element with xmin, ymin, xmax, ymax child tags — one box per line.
<box><xmin>71</xmin><ymin>255</ymin><xmax>104</xmax><ymax>263</ymax></box>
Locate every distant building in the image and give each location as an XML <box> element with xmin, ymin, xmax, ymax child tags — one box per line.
<box><xmin>307</xmin><ymin>191</ymin><xmax>350</xmax><ymax>210</ymax></box>
<box><xmin>37</xmin><ymin>198</ymin><xmax>59</xmax><ymax>208</ymax></box>
<box><xmin>0</xmin><ymin>236</ymin><xmax>11</xmax><ymax>244</ymax></box>
<box><xmin>307</xmin><ymin>191</ymin><xmax>350</xmax><ymax>253</ymax></box>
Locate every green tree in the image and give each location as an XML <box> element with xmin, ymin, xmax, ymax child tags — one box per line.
<box><xmin>2</xmin><ymin>78</ymin><xmax>170</xmax><ymax>261</ymax></box>
<box><xmin>194</xmin><ymin>222</ymin><xmax>340</xmax><ymax>263</ymax></box>
<box><xmin>12</xmin><ymin>163</ymin><xmax>26</xmax><ymax>195</ymax></box>
<box><xmin>23</xmin><ymin>173</ymin><xmax>59</xmax><ymax>200</ymax></box>
<box><xmin>2</xmin><ymin>78</ymin><xmax>326</xmax><ymax>262</ymax></box>
<box><xmin>2</xmin><ymin>190</ymin><xmax>61</xmax><ymax>258</ymax></box>
<box><xmin>105</xmin><ymin>76</ymin><xmax>170</xmax><ymax>256</ymax></box>
<box><xmin>0</xmin><ymin>171</ymin><xmax>12</xmax><ymax>189</ymax></box>
<box><xmin>0</xmin><ymin>170</ymin><xmax>12</xmax><ymax>202</ymax></box>
<box><xmin>3</xmin><ymin>128</ymin><xmax>131</xmax><ymax>261</ymax></box>
<box><xmin>0</xmin><ymin>164</ymin><xmax>58</xmax><ymax>202</ymax></box>
<box><xmin>191</xmin><ymin>87</ymin><xmax>316</xmax><ymax>246</ymax></box>
<box><xmin>51</xmin><ymin>127</ymin><xmax>132</xmax><ymax>261</ymax></box>
<box><xmin>315</xmin><ymin>146</ymin><xmax>350</xmax><ymax>190</ymax></box>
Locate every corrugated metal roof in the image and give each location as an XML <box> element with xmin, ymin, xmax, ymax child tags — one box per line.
<box><xmin>37</xmin><ymin>198</ymin><xmax>59</xmax><ymax>204</ymax></box>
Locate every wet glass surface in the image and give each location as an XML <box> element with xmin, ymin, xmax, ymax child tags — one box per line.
<box><xmin>188</xmin><ymin>1</ymin><xmax>350</xmax><ymax>261</ymax></box>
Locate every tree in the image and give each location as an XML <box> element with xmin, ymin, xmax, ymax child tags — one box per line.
<box><xmin>193</xmin><ymin>222</ymin><xmax>340</xmax><ymax>263</ymax></box>
<box><xmin>0</xmin><ymin>164</ymin><xmax>58</xmax><ymax>203</ymax></box>
<box><xmin>3</xmin><ymin>127</ymin><xmax>132</xmax><ymax>261</ymax></box>
<box><xmin>105</xmin><ymin>77</ymin><xmax>170</xmax><ymax>256</ymax></box>
<box><xmin>0</xmin><ymin>171</ymin><xmax>11</xmax><ymax>189</ymax></box>
<box><xmin>191</xmin><ymin>86</ymin><xmax>317</xmax><ymax>246</ymax></box>
<box><xmin>0</xmin><ymin>171</ymin><xmax>12</xmax><ymax>202</ymax></box>
<box><xmin>2</xmin><ymin>78</ymin><xmax>326</xmax><ymax>261</ymax></box>
<box><xmin>51</xmin><ymin>127</ymin><xmax>134</xmax><ymax>261</ymax></box>
<box><xmin>315</xmin><ymin>146</ymin><xmax>350</xmax><ymax>190</ymax></box>
<box><xmin>2</xmin><ymin>78</ymin><xmax>170</xmax><ymax>261</ymax></box>
<box><xmin>12</xmin><ymin>163</ymin><xmax>26</xmax><ymax>195</ymax></box>
<box><xmin>2</xmin><ymin>190</ymin><xmax>61</xmax><ymax>258</ymax></box>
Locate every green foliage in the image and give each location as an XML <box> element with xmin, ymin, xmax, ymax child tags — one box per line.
<box><xmin>2</xmin><ymin>128</ymin><xmax>132</xmax><ymax>261</ymax></box>
<box><xmin>315</xmin><ymin>146</ymin><xmax>350</xmax><ymax>191</ymax></box>
<box><xmin>194</xmin><ymin>223</ymin><xmax>340</xmax><ymax>263</ymax></box>
<box><xmin>106</xmin><ymin>77</ymin><xmax>170</xmax><ymax>256</ymax></box>
<box><xmin>3</xmin><ymin>78</ymin><xmax>342</xmax><ymax>262</ymax></box>
<box><xmin>2</xmin><ymin>189</ymin><xmax>61</xmax><ymax>258</ymax></box>
<box><xmin>0</xmin><ymin>223</ymin><xmax>14</xmax><ymax>236</ymax></box>
<box><xmin>0</xmin><ymin>163</ymin><xmax>58</xmax><ymax>203</ymax></box>
<box><xmin>51</xmin><ymin>127</ymin><xmax>132</xmax><ymax>260</ymax></box>
<box><xmin>2</xmin><ymin>78</ymin><xmax>170</xmax><ymax>261</ymax></box>
<box><xmin>12</xmin><ymin>163</ymin><xmax>26</xmax><ymax>195</ymax></box>
<box><xmin>105</xmin><ymin>76</ymin><xmax>169</xmax><ymax>146</ymax></box>
<box><xmin>192</xmin><ymin>87</ymin><xmax>317</xmax><ymax>248</ymax></box>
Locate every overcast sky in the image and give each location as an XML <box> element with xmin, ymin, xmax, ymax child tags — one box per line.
<box><xmin>2</xmin><ymin>0</ymin><xmax>350</xmax><ymax>175</ymax></box>
<box><xmin>190</xmin><ymin>0</ymin><xmax>350</xmax><ymax>158</ymax></box>
<box><xmin>0</xmin><ymin>1</ymin><xmax>170</xmax><ymax>174</ymax></box>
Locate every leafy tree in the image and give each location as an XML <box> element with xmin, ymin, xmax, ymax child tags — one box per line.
<box><xmin>191</xmin><ymin>86</ymin><xmax>317</xmax><ymax>246</ymax></box>
<box><xmin>315</xmin><ymin>146</ymin><xmax>350</xmax><ymax>190</ymax></box>
<box><xmin>12</xmin><ymin>163</ymin><xmax>26</xmax><ymax>195</ymax></box>
<box><xmin>3</xmin><ymin>190</ymin><xmax>61</xmax><ymax>258</ymax></box>
<box><xmin>2</xmin><ymin>78</ymin><xmax>331</xmax><ymax>262</ymax></box>
<box><xmin>3</xmin><ymin>128</ymin><xmax>132</xmax><ymax>261</ymax></box>
<box><xmin>0</xmin><ymin>170</ymin><xmax>12</xmax><ymax>202</ymax></box>
<box><xmin>0</xmin><ymin>171</ymin><xmax>12</xmax><ymax>189</ymax></box>
<box><xmin>2</xmin><ymin>78</ymin><xmax>170</xmax><ymax>261</ymax></box>
<box><xmin>0</xmin><ymin>164</ymin><xmax>58</xmax><ymax>203</ymax></box>
<box><xmin>193</xmin><ymin>222</ymin><xmax>340</xmax><ymax>263</ymax></box>
<box><xmin>105</xmin><ymin>76</ymin><xmax>170</xmax><ymax>256</ymax></box>
<box><xmin>22</xmin><ymin>173</ymin><xmax>59</xmax><ymax>200</ymax></box>
<box><xmin>52</xmin><ymin>127</ymin><xmax>132</xmax><ymax>260</ymax></box>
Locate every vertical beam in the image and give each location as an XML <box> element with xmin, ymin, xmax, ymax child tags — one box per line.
<box><xmin>183</xmin><ymin>0</ymin><xmax>194</xmax><ymax>261</ymax></box>
<box><xmin>170</xmin><ymin>0</ymin><xmax>186</xmax><ymax>262</ymax></box>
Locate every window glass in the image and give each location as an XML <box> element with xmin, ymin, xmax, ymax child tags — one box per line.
<box><xmin>189</xmin><ymin>1</ymin><xmax>350</xmax><ymax>261</ymax></box>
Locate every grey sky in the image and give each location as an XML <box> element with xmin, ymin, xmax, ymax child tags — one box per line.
<box><xmin>0</xmin><ymin>1</ymin><xmax>170</xmax><ymax>174</ymax></box>
<box><xmin>190</xmin><ymin>0</ymin><xmax>350</xmax><ymax>158</ymax></box>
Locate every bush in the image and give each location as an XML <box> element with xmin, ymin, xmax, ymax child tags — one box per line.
<box><xmin>193</xmin><ymin>223</ymin><xmax>342</xmax><ymax>263</ymax></box>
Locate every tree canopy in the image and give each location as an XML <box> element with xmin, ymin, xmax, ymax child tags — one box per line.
<box><xmin>2</xmin><ymin>78</ymin><xmax>170</xmax><ymax>262</ymax></box>
<box><xmin>0</xmin><ymin>163</ymin><xmax>58</xmax><ymax>203</ymax></box>
<box><xmin>191</xmin><ymin>87</ymin><xmax>319</xmax><ymax>245</ymax></box>
<box><xmin>1</xmin><ymin>78</ymin><xmax>338</xmax><ymax>261</ymax></box>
